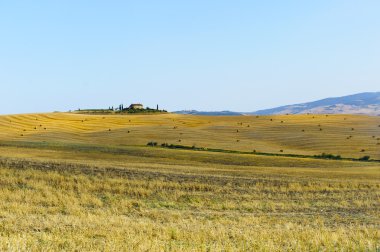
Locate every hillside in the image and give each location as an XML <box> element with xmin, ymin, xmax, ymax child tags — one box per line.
<box><xmin>0</xmin><ymin>112</ymin><xmax>379</xmax><ymax>159</ymax></box>
<box><xmin>0</xmin><ymin>112</ymin><xmax>379</xmax><ymax>250</ymax></box>
<box><xmin>0</xmin><ymin>143</ymin><xmax>378</xmax><ymax>250</ymax></box>
<box><xmin>173</xmin><ymin>110</ymin><xmax>243</xmax><ymax>116</ymax></box>
<box><xmin>253</xmin><ymin>92</ymin><xmax>380</xmax><ymax>115</ymax></box>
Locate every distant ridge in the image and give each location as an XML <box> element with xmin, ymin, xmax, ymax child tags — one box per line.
<box><xmin>173</xmin><ymin>110</ymin><xmax>243</xmax><ymax>116</ymax></box>
<box><xmin>173</xmin><ymin>92</ymin><xmax>380</xmax><ymax>116</ymax></box>
<box><xmin>252</xmin><ymin>92</ymin><xmax>380</xmax><ymax>116</ymax></box>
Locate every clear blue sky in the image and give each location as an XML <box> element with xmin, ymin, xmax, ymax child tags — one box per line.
<box><xmin>1</xmin><ymin>1</ymin><xmax>379</xmax><ymax>114</ymax></box>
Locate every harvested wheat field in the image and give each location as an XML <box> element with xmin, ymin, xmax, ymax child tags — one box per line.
<box><xmin>0</xmin><ymin>112</ymin><xmax>379</xmax><ymax>159</ymax></box>
<box><xmin>0</xmin><ymin>112</ymin><xmax>378</xmax><ymax>251</ymax></box>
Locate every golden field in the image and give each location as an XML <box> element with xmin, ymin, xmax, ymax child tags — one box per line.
<box><xmin>0</xmin><ymin>112</ymin><xmax>379</xmax><ymax>251</ymax></box>
<box><xmin>0</xmin><ymin>112</ymin><xmax>379</xmax><ymax>159</ymax></box>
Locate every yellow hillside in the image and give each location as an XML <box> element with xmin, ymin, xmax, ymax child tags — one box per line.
<box><xmin>0</xmin><ymin>112</ymin><xmax>379</xmax><ymax>159</ymax></box>
<box><xmin>0</xmin><ymin>112</ymin><xmax>379</xmax><ymax>250</ymax></box>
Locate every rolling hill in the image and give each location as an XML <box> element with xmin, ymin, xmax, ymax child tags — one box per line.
<box><xmin>0</xmin><ymin>112</ymin><xmax>379</xmax><ymax>159</ymax></box>
<box><xmin>174</xmin><ymin>92</ymin><xmax>380</xmax><ymax>116</ymax></box>
<box><xmin>253</xmin><ymin>92</ymin><xmax>380</xmax><ymax>115</ymax></box>
<box><xmin>0</xmin><ymin>112</ymin><xmax>379</xmax><ymax>250</ymax></box>
<box><xmin>173</xmin><ymin>110</ymin><xmax>243</xmax><ymax>116</ymax></box>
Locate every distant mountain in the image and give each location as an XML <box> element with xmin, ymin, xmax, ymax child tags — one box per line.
<box><xmin>173</xmin><ymin>92</ymin><xmax>380</xmax><ymax>116</ymax></box>
<box><xmin>252</xmin><ymin>92</ymin><xmax>380</xmax><ymax>116</ymax></box>
<box><xmin>174</xmin><ymin>110</ymin><xmax>243</xmax><ymax>116</ymax></box>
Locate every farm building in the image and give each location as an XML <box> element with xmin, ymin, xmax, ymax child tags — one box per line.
<box><xmin>129</xmin><ymin>103</ymin><xmax>144</xmax><ymax>110</ymax></box>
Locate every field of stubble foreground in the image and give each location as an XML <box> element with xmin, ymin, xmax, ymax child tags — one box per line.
<box><xmin>0</xmin><ymin>112</ymin><xmax>378</xmax><ymax>251</ymax></box>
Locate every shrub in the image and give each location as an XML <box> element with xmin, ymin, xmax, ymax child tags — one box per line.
<box><xmin>147</xmin><ymin>142</ymin><xmax>158</xmax><ymax>147</ymax></box>
<box><xmin>314</xmin><ymin>153</ymin><xmax>342</xmax><ymax>160</ymax></box>
<box><xmin>359</xmin><ymin>156</ymin><xmax>370</xmax><ymax>161</ymax></box>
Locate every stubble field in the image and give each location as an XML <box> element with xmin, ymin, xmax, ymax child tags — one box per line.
<box><xmin>0</xmin><ymin>112</ymin><xmax>378</xmax><ymax>251</ymax></box>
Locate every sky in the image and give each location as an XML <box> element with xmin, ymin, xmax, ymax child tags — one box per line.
<box><xmin>0</xmin><ymin>0</ymin><xmax>379</xmax><ymax>114</ymax></box>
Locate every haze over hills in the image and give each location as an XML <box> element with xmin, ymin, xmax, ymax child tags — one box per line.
<box><xmin>174</xmin><ymin>110</ymin><xmax>243</xmax><ymax>116</ymax></box>
<box><xmin>253</xmin><ymin>92</ymin><xmax>380</xmax><ymax>116</ymax></box>
<box><xmin>175</xmin><ymin>92</ymin><xmax>380</xmax><ymax>116</ymax></box>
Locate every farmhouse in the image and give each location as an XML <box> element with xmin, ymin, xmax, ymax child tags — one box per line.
<box><xmin>129</xmin><ymin>103</ymin><xmax>144</xmax><ymax>110</ymax></box>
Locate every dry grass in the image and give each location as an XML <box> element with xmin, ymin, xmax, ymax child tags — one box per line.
<box><xmin>0</xmin><ymin>145</ymin><xmax>378</xmax><ymax>251</ymax></box>
<box><xmin>0</xmin><ymin>113</ymin><xmax>379</xmax><ymax>250</ymax></box>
